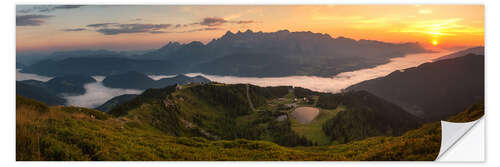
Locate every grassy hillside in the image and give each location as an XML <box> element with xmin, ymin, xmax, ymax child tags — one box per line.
<box><xmin>16</xmin><ymin>94</ymin><xmax>484</xmax><ymax>160</ymax></box>
<box><xmin>107</xmin><ymin>83</ymin><xmax>311</xmax><ymax>146</ymax></box>
<box><xmin>447</xmin><ymin>103</ymin><xmax>484</xmax><ymax>122</ymax></box>
<box><xmin>347</xmin><ymin>54</ymin><xmax>484</xmax><ymax>121</ymax></box>
<box><xmin>290</xmin><ymin>107</ymin><xmax>343</xmax><ymax>145</ymax></box>
<box><xmin>318</xmin><ymin>91</ymin><xmax>421</xmax><ymax>143</ymax></box>
<box><xmin>95</xmin><ymin>94</ymin><xmax>138</xmax><ymax>112</ymax></box>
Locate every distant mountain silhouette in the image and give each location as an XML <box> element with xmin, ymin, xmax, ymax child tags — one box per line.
<box><xmin>17</xmin><ymin>49</ymin><xmax>153</xmax><ymax>66</ymax></box>
<box><xmin>21</xmin><ymin>30</ymin><xmax>428</xmax><ymax>77</ymax></box>
<box><xmin>138</xmin><ymin>42</ymin><xmax>182</xmax><ymax>60</ymax></box>
<box><xmin>347</xmin><ymin>54</ymin><xmax>484</xmax><ymax>121</ymax></box>
<box><xmin>14</xmin><ymin>29</ymin><xmax>430</xmax><ymax>78</ymax></box>
<box><xmin>434</xmin><ymin>46</ymin><xmax>484</xmax><ymax>61</ymax></box>
<box><xmin>16</xmin><ymin>62</ymin><xmax>25</xmax><ymax>69</ymax></box>
<box><xmin>102</xmin><ymin>71</ymin><xmax>156</xmax><ymax>89</ymax></box>
<box><xmin>17</xmin><ymin>50</ymin><xmax>122</xmax><ymax>66</ymax></box>
<box><xmin>156</xmin><ymin>74</ymin><xmax>211</xmax><ymax>87</ymax></box>
<box><xmin>16</xmin><ymin>81</ymin><xmax>66</xmax><ymax>105</ymax></box>
<box><xmin>21</xmin><ymin>57</ymin><xmax>180</xmax><ymax>76</ymax></box>
<box><xmin>140</xmin><ymin>29</ymin><xmax>428</xmax><ymax>77</ymax></box>
<box><xmin>44</xmin><ymin>75</ymin><xmax>97</xmax><ymax>95</ymax></box>
<box><xmin>19</xmin><ymin>75</ymin><xmax>96</xmax><ymax>95</ymax></box>
<box><xmin>48</xmin><ymin>49</ymin><xmax>124</xmax><ymax>61</ymax></box>
<box><xmin>102</xmin><ymin>71</ymin><xmax>211</xmax><ymax>89</ymax></box>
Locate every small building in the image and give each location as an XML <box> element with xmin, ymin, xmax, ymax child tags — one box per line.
<box><xmin>276</xmin><ymin>115</ymin><xmax>288</xmax><ymax>122</ymax></box>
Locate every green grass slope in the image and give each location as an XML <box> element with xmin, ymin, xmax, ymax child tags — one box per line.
<box><xmin>347</xmin><ymin>54</ymin><xmax>484</xmax><ymax>121</ymax></box>
<box><xmin>108</xmin><ymin>83</ymin><xmax>311</xmax><ymax>146</ymax></box>
<box><xmin>290</xmin><ymin>107</ymin><xmax>343</xmax><ymax>145</ymax></box>
<box><xmin>318</xmin><ymin>91</ymin><xmax>422</xmax><ymax>143</ymax></box>
<box><xmin>16</xmin><ymin>94</ymin><xmax>484</xmax><ymax>161</ymax></box>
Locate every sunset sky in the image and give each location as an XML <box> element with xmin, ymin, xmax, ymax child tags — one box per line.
<box><xmin>16</xmin><ymin>5</ymin><xmax>484</xmax><ymax>53</ymax></box>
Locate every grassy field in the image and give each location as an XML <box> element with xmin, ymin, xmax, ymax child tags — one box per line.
<box><xmin>290</xmin><ymin>106</ymin><xmax>344</xmax><ymax>145</ymax></box>
<box><xmin>262</xmin><ymin>90</ymin><xmax>343</xmax><ymax>145</ymax></box>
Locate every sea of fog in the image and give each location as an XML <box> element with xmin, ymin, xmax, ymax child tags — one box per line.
<box><xmin>16</xmin><ymin>50</ymin><xmax>453</xmax><ymax>108</ymax></box>
<box><xmin>185</xmin><ymin>50</ymin><xmax>453</xmax><ymax>93</ymax></box>
<box><xmin>62</xmin><ymin>82</ymin><xmax>142</xmax><ymax>108</ymax></box>
<box><xmin>16</xmin><ymin>69</ymin><xmax>53</xmax><ymax>82</ymax></box>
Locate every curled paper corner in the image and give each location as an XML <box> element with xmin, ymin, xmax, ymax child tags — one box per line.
<box><xmin>435</xmin><ymin>117</ymin><xmax>483</xmax><ymax>161</ymax></box>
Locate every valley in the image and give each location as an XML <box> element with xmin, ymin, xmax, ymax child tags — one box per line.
<box><xmin>16</xmin><ymin>48</ymin><xmax>458</xmax><ymax>108</ymax></box>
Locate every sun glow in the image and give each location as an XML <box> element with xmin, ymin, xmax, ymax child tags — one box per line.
<box><xmin>432</xmin><ymin>40</ymin><xmax>439</xmax><ymax>46</ymax></box>
<box><xmin>15</xmin><ymin>5</ymin><xmax>484</xmax><ymax>52</ymax></box>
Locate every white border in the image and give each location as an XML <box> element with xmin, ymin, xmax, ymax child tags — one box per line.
<box><xmin>3</xmin><ymin>0</ymin><xmax>496</xmax><ymax>166</ymax></box>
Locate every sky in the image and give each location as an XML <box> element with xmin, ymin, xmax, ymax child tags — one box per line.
<box><xmin>16</xmin><ymin>5</ymin><xmax>484</xmax><ymax>53</ymax></box>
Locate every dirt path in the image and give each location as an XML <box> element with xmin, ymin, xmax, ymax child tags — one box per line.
<box><xmin>246</xmin><ymin>84</ymin><xmax>256</xmax><ymax>112</ymax></box>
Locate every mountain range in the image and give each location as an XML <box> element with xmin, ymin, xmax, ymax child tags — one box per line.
<box><xmin>19</xmin><ymin>75</ymin><xmax>96</xmax><ymax>95</ymax></box>
<box><xmin>20</xmin><ymin>30</ymin><xmax>429</xmax><ymax>77</ymax></box>
<box><xmin>16</xmin><ymin>49</ymin><xmax>152</xmax><ymax>66</ymax></box>
<box><xmin>21</xmin><ymin>57</ymin><xmax>180</xmax><ymax>76</ymax></box>
<box><xmin>16</xmin><ymin>75</ymin><xmax>97</xmax><ymax>105</ymax></box>
<box><xmin>16</xmin><ymin>82</ymin><xmax>66</xmax><ymax>105</ymax></box>
<box><xmin>16</xmin><ymin>71</ymin><xmax>212</xmax><ymax>107</ymax></box>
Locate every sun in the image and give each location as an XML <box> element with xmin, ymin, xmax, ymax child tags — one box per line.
<box><xmin>432</xmin><ymin>40</ymin><xmax>439</xmax><ymax>46</ymax></box>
